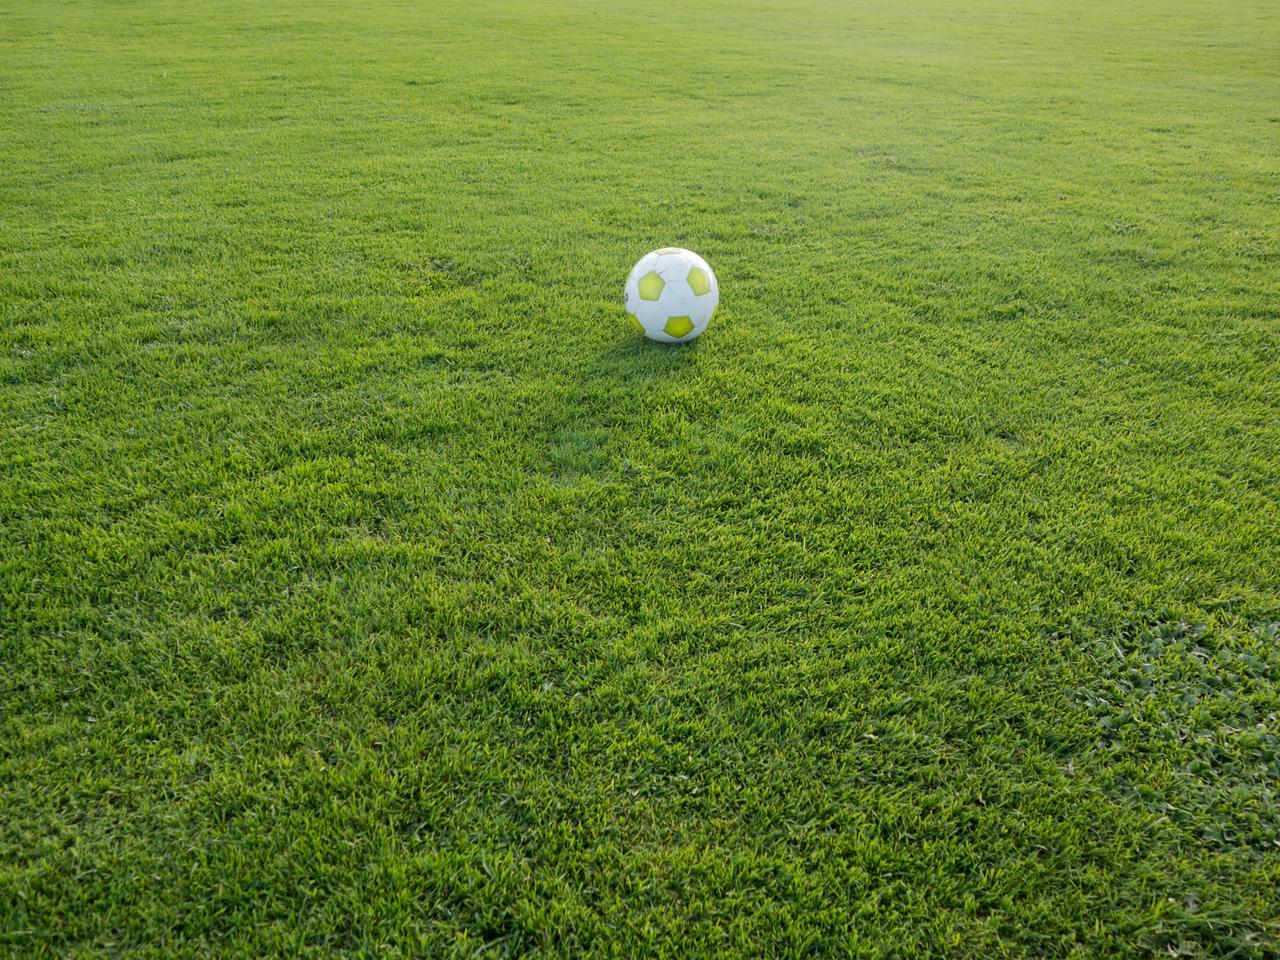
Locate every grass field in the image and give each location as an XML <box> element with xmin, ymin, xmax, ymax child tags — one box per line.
<box><xmin>2</xmin><ymin>0</ymin><xmax>1279</xmax><ymax>954</ymax></box>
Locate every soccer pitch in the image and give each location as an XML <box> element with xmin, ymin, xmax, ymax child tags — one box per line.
<box><xmin>2</xmin><ymin>0</ymin><xmax>1278</xmax><ymax>954</ymax></box>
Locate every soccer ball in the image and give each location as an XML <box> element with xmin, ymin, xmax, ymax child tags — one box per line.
<box><xmin>624</xmin><ymin>247</ymin><xmax>718</xmax><ymax>343</ymax></box>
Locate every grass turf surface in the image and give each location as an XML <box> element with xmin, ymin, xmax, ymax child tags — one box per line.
<box><xmin>2</xmin><ymin>0</ymin><xmax>1280</xmax><ymax>954</ymax></box>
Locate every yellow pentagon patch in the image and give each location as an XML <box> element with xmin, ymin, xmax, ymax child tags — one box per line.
<box><xmin>664</xmin><ymin>315</ymin><xmax>694</xmax><ymax>338</ymax></box>
<box><xmin>638</xmin><ymin>271</ymin><xmax>664</xmax><ymax>301</ymax></box>
<box><xmin>628</xmin><ymin>312</ymin><xmax>644</xmax><ymax>332</ymax></box>
<box><xmin>686</xmin><ymin>266</ymin><xmax>710</xmax><ymax>296</ymax></box>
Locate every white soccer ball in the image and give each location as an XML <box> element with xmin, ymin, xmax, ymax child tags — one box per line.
<box><xmin>624</xmin><ymin>247</ymin><xmax>719</xmax><ymax>343</ymax></box>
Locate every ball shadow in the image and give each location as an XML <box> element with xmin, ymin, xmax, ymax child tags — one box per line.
<box><xmin>583</xmin><ymin>331</ymin><xmax>704</xmax><ymax>388</ymax></box>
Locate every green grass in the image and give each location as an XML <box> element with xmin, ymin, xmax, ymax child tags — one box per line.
<box><xmin>2</xmin><ymin>0</ymin><xmax>1279</xmax><ymax>954</ymax></box>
